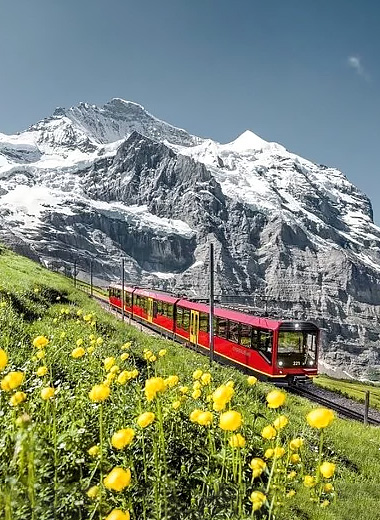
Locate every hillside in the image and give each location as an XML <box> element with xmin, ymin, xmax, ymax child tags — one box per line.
<box><xmin>0</xmin><ymin>246</ymin><xmax>379</xmax><ymax>520</ymax></box>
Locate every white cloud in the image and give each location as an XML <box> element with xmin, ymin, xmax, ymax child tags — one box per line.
<box><xmin>347</xmin><ymin>56</ymin><xmax>369</xmax><ymax>81</ymax></box>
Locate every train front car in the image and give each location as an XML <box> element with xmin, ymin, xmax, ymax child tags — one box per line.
<box><xmin>273</xmin><ymin>321</ymin><xmax>319</xmax><ymax>384</ymax></box>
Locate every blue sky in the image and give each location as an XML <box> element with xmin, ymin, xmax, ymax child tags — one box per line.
<box><xmin>1</xmin><ymin>0</ymin><xmax>379</xmax><ymax>221</ymax></box>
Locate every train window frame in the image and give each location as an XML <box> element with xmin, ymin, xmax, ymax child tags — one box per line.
<box><xmin>228</xmin><ymin>320</ymin><xmax>240</xmax><ymax>344</ymax></box>
<box><xmin>239</xmin><ymin>323</ymin><xmax>252</xmax><ymax>348</ymax></box>
<box><xmin>199</xmin><ymin>312</ymin><xmax>209</xmax><ymax>332</ymax></box>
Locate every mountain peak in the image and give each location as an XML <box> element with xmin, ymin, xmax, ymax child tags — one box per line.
<box><xmin>226</xmin><ymin>129</ymin><xmax>268</xmax><ymax>151</ymax></box>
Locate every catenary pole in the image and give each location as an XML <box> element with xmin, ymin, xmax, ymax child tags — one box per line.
<box><xmin>90</xmin><ymin>259</ymin><xmax>93</xmax><ymax>297</ymax></box>
<box><xmin>209</xmin><ymin>242</ymin><xmax>215</xmax><ymax>364</ymax></box>
<box><xmin>121</xmin><ymin>258</ymin><xmax>125</xmax><ymax>322</ymax></box>
<box><xmin>73</xmin><ymin>260</ymin><xmax>77</xmax><ymax>287</ymax></box>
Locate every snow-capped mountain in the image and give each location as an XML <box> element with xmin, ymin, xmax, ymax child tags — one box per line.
<box><xmin>1</xmin><ymin>98</ymin><xmax>380</xmax><ymax>380</ymax></box>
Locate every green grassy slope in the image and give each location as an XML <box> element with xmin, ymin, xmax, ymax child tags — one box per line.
<box><xmin>314</xmin><ymin>375</ymin><xmax>380</xmax><ymax>410</ymax></box>
<box><xmin>0</xmin><ymin>247</ymin><xmax>379</xmax><ymax>520</ymax></box>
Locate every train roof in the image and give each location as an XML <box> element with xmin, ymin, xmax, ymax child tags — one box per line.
<box><xmin>108</xmin><ymin>284</ymin><xmax>318</xmax><ymax>331</ymax></box>
<box><xmin>177</xmin><ymin>299</ymin><xmax>281</xmax><ymax>330</ymax></box>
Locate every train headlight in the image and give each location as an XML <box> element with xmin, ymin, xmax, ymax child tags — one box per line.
<box><xmin>278</xmin><ymin>361</ymin><xmax>283</xmax><ymax>367</ymax></box>
<box><xmin>308</xmin><ymin>360</ymin><xmax>314</xmax><ymax>366</ymax></box>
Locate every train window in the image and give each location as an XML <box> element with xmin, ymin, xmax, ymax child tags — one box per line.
<box><xmin>167</xmin><ymin>304</ymin><xmax>173</xmax><ymax>318</ymax></box>
<box><xmin>258</xmin><ymin>331</ymin><xmax>273</xmax><ymax>359</ymax></box>
<box><xmin>199</xmin><ymin>312</ymin><xmax>209</xmax><ymax>332</ymax></box>
<box><xmin>213</xmin><ymin>317</ymin><xmax>219</xmax><ymax>335</ymax></box>
<box><xmin>176</xmin><ymin>306</ymin><xmax>183</xmax><ymax>328</ymax></box>
<box><xmin>153</xmin><ymin>301</ymin><xmax>158</xmax><ymax>318</ymax></box>
<box><xmin>182</xmin><ymin>309</ymin><xmax>190</xmax><ymax>331</ymax></box>
<box><xmin>240</xmin><ymin>324</ymin><xmax>252</xmax><ymax>348</ymax></box>
<box><xmin>251</xmin><ymin>328</ymin><xmax>259</xmax><ymax>349</ymax></box>
<box><xmin>217</xmin><ymin>319</ymin><xmax>228</xmax><ymax>339</ymax></box>
<box><xmin>228</xmin><ymin>320</ymin><xmax>240</xmax><ymax>343</ymax></box>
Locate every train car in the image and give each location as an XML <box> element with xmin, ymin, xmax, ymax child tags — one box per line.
<box><xmin>108</xmin><ymin>284</ymin><xmax>319</xmax><ymax>385</ymax></box>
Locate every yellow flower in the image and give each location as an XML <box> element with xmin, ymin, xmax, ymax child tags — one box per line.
<box><xmin>190</xmin><ymin>409</ymin><xmax>202</xmax><ymax>423</ymax></box>
<box><xmin>36</xmin><ymin>350</ymin><xmax>45</xmax><ymax>360</ymax></box>
<box><xmin>130</xmin><ymin>369</ymin><xmax>138</xmax><ymax>378</ymax></box>
<box><xmin>226</xmin><ymin>380</ymin><xmax>234</xmax><ymax>388</ymax></box>
<box><xmin>87</xmin><ymin>346</ymin><xmax>95</xmax><ymax>354</ymax></box>
<box><xmin>249</xmin><ymin>458</ymin><xmax>266</xmax><ymax>478</ymax></box>
<box><xmin>219</xmin><ymin>410</ymin><xmax>242</xmax><ymax>431</ymax></box>
<box><xmin>89</xmin><ymin>384</ymin><xmax>110</xmax><ymax>402</ymax></box>
<box><xmin>144</xmin><ymin>377</ymin><xmax>166</xmax><ymax>401</ymax></box>
<box><xmin>110</xmin><ymin>365</ymin><xmax>120</xmax><ymax>374</ymax></box>
<box><xmin>149</xmin><ymin>355</ymin><xmax>157</xmax><ymax>362</ymax></box>
<box><xmin>249</xmin><ymin>491</ymin><xmax>266</xmax><ymax>511</ymax></box>
<box><xmin>303</xmin><ymin>475</ymin><xmax>316</xmax><ymax>488</ymax></box>
<box><xmin>117</xmin><ymin>371</ymin><xmax>129</xmax><ymax>385</ymax></box>
<box><xmin>96</xmin><ymin>337</ymin><xmax>103</xmax><ymax>345</ymax></box>
<box><xmin>180</xmin><ymin>386</ymin><xmax>189</xmax><ymax>394</ymax></box>
<box><xmin>0</xmin><ymin>348</ymin><xmax>8</xmax><ymax>371</ymax></box>
<box><xmin>264</xmin><ymin>449</ymin><xmax>274</xmax><ymax>459</ymax></box>
<box><xmin>60</xmin><ymin>332</ymin><xmax>66</xmax><ymax>339</ymax></box>
<box><xmin>212</xmin><ymin>385</ymin><xmax>234</xmax><ymax>409</ymax></box>
<box><xmin>289</xmin><ymin>438</ymin><xmax>304</xmax><ymax>450</ymax></box>
<box><xmin>120</xmin><ymin>352</ymin><xmax>129</xmax><ymax>361</ymax></box>
<box><xmin>87</xmin><ymin>485</ymin><xmax>99</xmax><ymax>499</ymax></box>
<box><xmin>229</xmin><ymin>433</ymin><xmax>246</xmax><ymax>448</ymax></box>
<box><xmin>88</xmin><ymin>445</ymin><xmax>100</xmax><ymax>457</ymax></box>
<box><xmin>201</xmin><ymin>372</ymin><xmax>211</xmax><ymax>385</ymax></box>
<box><xmin>192</xmin><ymin>389</ymin><xmax>201</xmax><ymax>399</ymax></box>
<box><xmin>1</xmin><ymin>371</ymin><xmax>24</xmax><ymax>391</ymax></box>
<box><xmin>72</xmin><ymin>347</ymin><xmax>86</xmax><ymax>358</ymax></box>
<box><xmin>111</xmin><ymin>428</ymin><xmax>135</xmax><ymax>449</ymax></box>
<box><xmin>10</xmin><ymin>391</ymin><xmax>27</xmax><ymax>406</ymax></box>
<box><xmin>193</xmin><ymin>380</ymin><xmax>202</xmax><ymax>390</ymax></box>
<box><xmin>273</xmin><ymin>415</ymin><xmax>288</xmax><ymax>430</ymax></box>
<box><xmin>197</xmin><ymin>411</ymin><xmax>213</xmax><ymax>426</ymax></box>
<box><xmin>319</xmin><ymin>462</ymin><xmax>336</xmax><ymax>479</ymax></box>
<box><xmin>172</xmin><ymin>400</ymin><xmax>181</xmax><ymax>410</ymax></box>
<box><xmin>266</xmin><ymin>389</ymin><xmax>286</xmax><ymax>408</ymax></box>
<box><xmin>36</xmin><ymin>366</ymin><xmax>48</xmax><ymax>377</ymax></box>
<box><xmin>247</xmin><ymin>375</ymin><xmax>257</xmax><ymax>385</ymax></box>
<box><xmin>41</xmin><ymin>387</ymin><xmax>55</xmax><ymax>400</ymax></box>
<box><xmin>287</xmin><ymin>470</ymin><xmax>297</xmax><ymax>480</ymax></box>
<box><xmin>273</xmin><ymin>447</ymin><xmax>285</xmax><ymax>458</ymax></box>
<box><xmin>104</xmin><ymin>467</ymin><xmax>131</xmax><ymax>492</ymax></box>
<box><xmin>290</xmin><ymin>453</ymin><xmax>301</xmax><ymax>464</ymax></box>
<box><xmin>136</xmin><ymin>412</ymin><xmax>155</xmax><ymax>428</ymax></box>
<box><xmin>121</xmin><ymin>342</ymin><xmax>131</xmax><ymax>350</ymax></box>
<box><xmin>83</xmin><ymin>314</ymin><xmax>93</xmax><ymax>322</ymax></box>
<box><xmin>33</xmin><ymin>336</ymin><xmax>49</xmax><ymax>349</ymax></box>
<box><xmin>261</xmin><ymin>425</ymin><xmax>277</xmax><ymax>440</ymax></box>
<box><xmin>193</xmin><ymin>369</ymin><xmax>203</xmax><ymax>380</ymax></box>
<box><xmin>104</xmin><ymin>357</ymin><xmax>116</xmax><ymax>371</ymax></box>
<box><xmin>286</xmin><ymin>490</ymin><xmax>296</xmax><ymax>498</ymax></box>
<box><xmin>306</xmin><ymin>408</ymin><xmax>334</xmax><ymax>429</ymax></box>
<box><xmin>165</xmin><ymin>375</ymin><xmax>179</xmax><ymax>388</ymax></box>
<box><xmin>77</xmin><ymin>309</ymin><xmax>83</xmax><ymax>316</ymax></box>
<box><xmin>158</xmin><ymin>349</ymin><xmax>167</xmax><ymax>357</ymax></box>
<box><xmin>105</xmin><ymin>510</ymin><xmax>130</xmax><ymax>520</ymax></box>
<box><xmin>90</xmin><ymin>339</ymin><xmax>96</xmax><ymax>346</ymax></box>
<box><xmin>76</xmin><ymin>338</ymin><xmax>84</xmax><ymax>346</ymax></box>
<box><xmin>323</xmin><ymin>483</ymin><xmax>334</xmax><ymax>493</ymax></box>
<box><xmin>321</xmin><ymin>500</ymin><xmax>330</xmax><ymax>508</ymax></box>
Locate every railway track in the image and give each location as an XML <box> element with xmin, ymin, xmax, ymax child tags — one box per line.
<box><xmin>289</xmin><ymin>383</ymin><xmax>380</xmax><ymax>426</ymax></box>
<box><xmin>87</xmin><ymin>290</ymin><xmax>380</xmax><ymax>427</ymax></box>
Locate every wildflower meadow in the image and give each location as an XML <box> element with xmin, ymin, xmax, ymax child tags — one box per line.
<box><xmin>0</xmin><ymin>249</ymin><xmax>379</xmax><ymax>520</ymax></box>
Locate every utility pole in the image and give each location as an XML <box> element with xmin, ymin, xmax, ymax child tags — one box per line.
<box><xmin>121</xmin><ymin>258</ymin><xmax>125</xmax><ymax>322</ymax></box>
<box><xmin>73</xmin><ymin>260</ymin><xmax>77</xmax><ymax>288</ymax></box>
<box><xmin>90</xmin><ymin>259</ymin><xmax>93</xmax><ymax>297</ymax></box>
<box><xmin>209</xmin><ymin>243</ymin><xmax>215</xmax><ymax>364</ymax></box>
<box><xmin>364</xmin><ymin>390</ymin><xmax>370</xmax><ymax>425</ymax></box>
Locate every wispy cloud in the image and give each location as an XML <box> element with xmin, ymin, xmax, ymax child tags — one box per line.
<box><xmin>347</xmin><ymin>56</ymin><xmax>370</xmax><ymax>81</ymax></box>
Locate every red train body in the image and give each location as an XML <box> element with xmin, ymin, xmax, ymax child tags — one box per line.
<box><xmin>108</xmin><ymin>285</ymin><xmax>319</xmax><ymax>384</ymax></box>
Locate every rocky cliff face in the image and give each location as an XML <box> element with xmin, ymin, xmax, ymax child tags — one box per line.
<box><xmin>0</xmin><ymin>99</ymin><xmax>379</xmax><ymax>380</ymax></box>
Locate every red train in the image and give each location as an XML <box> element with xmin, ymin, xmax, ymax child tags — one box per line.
<box><xmin>108</xmin><ymin>285</ymin><xmax>319</xmax><ymax>384</ymax></box>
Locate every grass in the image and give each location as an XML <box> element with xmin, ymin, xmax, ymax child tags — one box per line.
<box><xmin>0</xmin><ymin>246</ymin><xmax>379</xmax><ymax>519</ymax></box>
<box><xmin>314</xmin><ymin>375</ymin><xmax>380</xmax><ymax>410</ymax></box>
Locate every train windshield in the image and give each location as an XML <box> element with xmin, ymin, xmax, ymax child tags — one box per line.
<box><xmin>277</xmin><ymin>330</ymin><xmax>317</xmax><ymax>368</ymax></box>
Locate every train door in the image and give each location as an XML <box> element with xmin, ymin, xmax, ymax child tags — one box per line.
<box><xmin>189</xmin><ymin>310</ymin><xmax>199</xmax><ymax>344</ymax></box>
<box><xmin>147</xmin><ymin>298</ymin><xmax>154</xmax><ymax>323</ymax></box>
